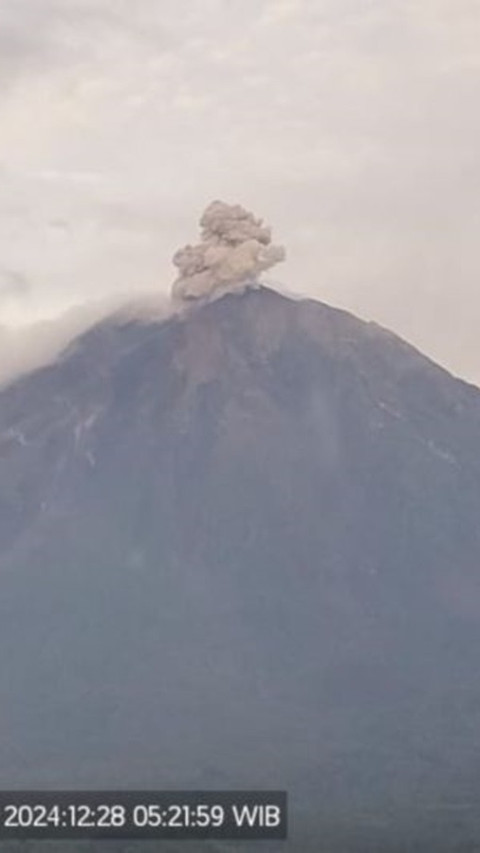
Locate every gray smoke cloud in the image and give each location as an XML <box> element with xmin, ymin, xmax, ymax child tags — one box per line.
<box><xmin>171</xmin><ymin>201</ymin><xmax>286</xmax><ymax>301</ymax></box>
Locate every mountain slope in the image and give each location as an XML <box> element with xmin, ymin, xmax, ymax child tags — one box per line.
<box><xmin>1</xmin><ymin>286</ymin><xmax>480</xmax><ymax>850</ymax></box>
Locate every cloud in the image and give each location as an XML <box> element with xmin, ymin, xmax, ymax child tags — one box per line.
<box><xmin>257</xmin><ymin>0</ymin><xmax>305</xmax><ymax>27</ymax></box>
<box><xmin>0</xmin><ymin>290</ymin><xmax>172</xmax><ymax>387</ymax></box>
<box><xmin>0</xmin><ymin>269</ymin><xmax>30</xmax><ymax>301</ymax></box>
<box><xmin>0</xmin><ymin>0</ymin><xmax>480</xmax><ymax>381</ymax></box>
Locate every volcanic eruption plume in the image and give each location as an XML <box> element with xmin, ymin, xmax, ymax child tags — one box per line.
<box><xmin>171</xmin><ymin>200</ymin><xmax>286</xmax><ymax>301</ymax></box>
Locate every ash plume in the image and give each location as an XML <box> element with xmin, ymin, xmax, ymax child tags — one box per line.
<box><xmin>171</xmin><ymin>201</ymin><xmax>286</xmax><ymax>301</ymax></box>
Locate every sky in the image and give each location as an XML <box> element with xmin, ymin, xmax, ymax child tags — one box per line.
<box><xmin>1</xmin><ymin>0</ymin><xmax>480</xmax><ymax>382</ymax></box>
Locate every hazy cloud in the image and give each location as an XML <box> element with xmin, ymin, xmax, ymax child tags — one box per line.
<box><xmin>0</xmin><ymin>268</ymin><xmax>30</xmax><ymax>300</ymax></box>
<box><xmin>0</xmin><ymin>0</ymin><xmax>480</xmax><ymax>381</ymax></box>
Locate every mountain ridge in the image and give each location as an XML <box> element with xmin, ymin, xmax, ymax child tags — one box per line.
<box><xmin>1</xmin><ymin>284</ymin><xmax>480</xmax><ymax>850</ymax></box>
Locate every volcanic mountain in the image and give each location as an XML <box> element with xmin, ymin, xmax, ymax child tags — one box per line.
<box><xmin>1</xmin><ymin>285</ymin><xmax>480</xmax><ymax>851</ymax></box>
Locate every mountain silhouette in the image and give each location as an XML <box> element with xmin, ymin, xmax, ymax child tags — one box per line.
<box><xmin>1</xmin><ymin>285</ymin><xmax>480</xmax><ymax>851</ymax></box>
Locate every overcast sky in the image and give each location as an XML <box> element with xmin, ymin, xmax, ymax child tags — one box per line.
<box><xmin>1</xmin><ymin>0</ymin><xmax>479</xmax><ymax>382</ymax></box>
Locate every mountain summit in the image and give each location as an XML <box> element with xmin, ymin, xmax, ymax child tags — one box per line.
<box><xmin>1</xmin><ymin>285</ymin><xmax>480</xmax><ymax>850</ymax></box>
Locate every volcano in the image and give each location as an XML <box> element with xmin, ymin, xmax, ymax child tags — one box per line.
<box><xmin>1</xmin><ymin>285</ymin><xmax>480</xmax><ymax>851</ymax></box>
